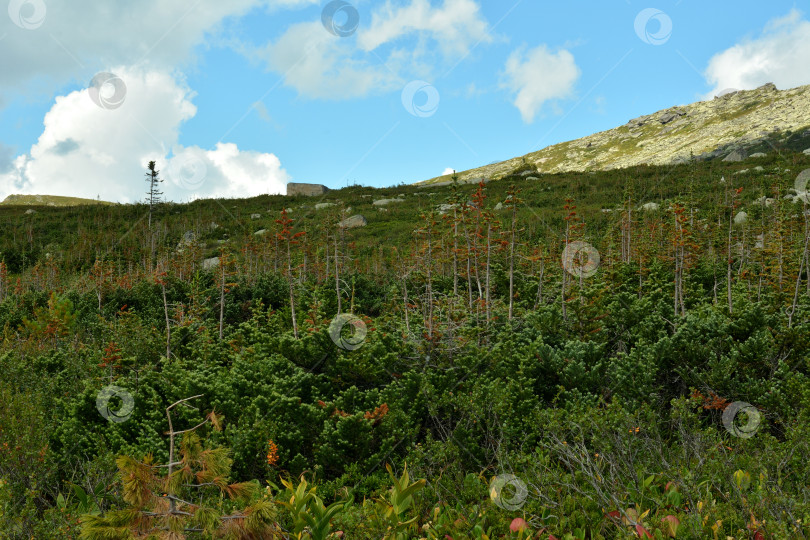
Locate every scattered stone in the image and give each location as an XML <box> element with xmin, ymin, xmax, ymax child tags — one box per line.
<box><xmin>755</xmin><ymin>234</ymin><xmax>765</xmax><ymax>249</ymax></box>
<box><xmin>24</xmin><ymin>209</ymin><xmax>35</xmax><ymax>215</ymax></box>
<box><xmin>519</xmin><ymin>170</ymin><xmax>537</xmax><ymax>176</ymax></box>
<box><xmin>177</xmin><ymin>231</ymin><xmax>197</xmax><ymax>249</ymax></box>
<box><xmin>372</xmin><ymin>198</ymin><xmax>404</xmax><ymax>207</ymax></box>
<box><xmin>723</xmin><ymin>149</ymin><xmax>747</xmax><ymax>162</ymax></box>
<box><xmin>202</xmin><ymin>257</ymin><xmax>220</xmax><ymax>270</ymax></box>
<box><xmin>494</xmin><ymin>202</ymin><xmax>503</xmax><ymax>211</ymax></box>
<box><xmin>750</xmin><ymin>152</ymin><xmax>767</xmax><ymax>158</ymax></box>
<box><xmin>285</xmin><ymin>208</ymin><xmax>293</xmax><ymax>213</ymax></box>
<box><xmin>437</xmin><ymin>204</ymin><xmax>457</xmax><ymax>213</ymax></box>
<box><xmin>360</xmin><ymin>194</ymin><xmax>373</xmax><ymax>198</ymax></box>
<box><xmin>315</xmin><ymin>202</ymin><xmax>336</xmax><ymax>210</ymax></box>
<box><xmin>337</xmin><ymin>214</ymin><xmax>367</xmax><ymax>229</ymax></box>
<box><xmin>254</xmin><ymin>229</ymin><xmax>268</xmax><ymax>236</ymax></box>
<box><xmin>251</xmin><ymin>213</ymin><xmax>261</xmax><ymax>220</ymax></box>
<box><xmin>377</xmin><ymin>207</ymin><xmax>388</xmax><ymax>213</ymax></box>
<box><xmin>286</xmin><ymin>182</ymin><xmax>330</xmax><ymax>196</ymax></box>
<box><xmin>601</xmin><ymin>208</ymin><xmax>613</xmax><ymax>213</ymax></box>
<box><xmin>209</xmin><ymin>222</ymin><xmax>219</xmax><ymax>230</ymax></box>
<box><xmin>733</xmin><ymin>211</ymin><xmax>748</xmax><ymax>225</ymax></box>
<box><xmin>639</xmin><ymin>202</ymin><xmax>660</xmax><ymax>211</ymax></box>
<box><xmin>659</xmin><ymin>113</ymin><xmax>679</xmax><ymax>124</ymax></box>
<box><xmin>526</xmin><ymin>176</ymin><xmax>540</xmax><ymax>181</ymax></box>
<box><xmin>803</xmin><ymin>148</ymin><xmax>810</xmax><ymax>155</ymax></box>
<box><xmin>735</xmin><ymin>169</ymin><xmax>749</xmax><ymax>175</ymax></box>
<box><xmin>754</xmin><ymin>166</ymin><xmax>764</xmax><ymax>172</ymax></box>
<box><xmin>755</xmin><ymin>196</ymin><xmax>775</xmax><ymax>207</ymax></box>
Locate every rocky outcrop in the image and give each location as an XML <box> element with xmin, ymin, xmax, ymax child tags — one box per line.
<box><xmin>337</xmin><ymin>214</ymin><xmax>367</xmax><ymax>229</ymax></box>
<box><xmin>372</xmin><ymin>198</ymin><xmax>404</xmax><ymax>206</ymax></box>
<box><xmin>417</xmin><ymin>83</ymin><xmax>810</xmax><ymax>186</ymax></box>
<box><xmin>286</xmin><ymin>183</ymin><xmax>330</xmax><ymax>196</ymax></box>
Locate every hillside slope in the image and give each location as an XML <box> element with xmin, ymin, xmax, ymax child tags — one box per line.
<box><xmin>0</xmin><ymin>194</ymin><xmax>115</xmax><ymax>206</ymax></box>
<box><xmin>420</xmin><ymin>83</ymin><xmax>810</xmax><ymax>186</ymax></box>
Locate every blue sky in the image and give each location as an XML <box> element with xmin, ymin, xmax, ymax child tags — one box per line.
<box><xmin>1</xmin><ymin>0</ymin><xmax>809</xmax><ymax>202</ymax></box>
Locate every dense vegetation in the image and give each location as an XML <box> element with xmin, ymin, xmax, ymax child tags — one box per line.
<box><xmin>1</xmin><ymin>148</ymin><xmax>810</xmax><ymax>539</ymax></box>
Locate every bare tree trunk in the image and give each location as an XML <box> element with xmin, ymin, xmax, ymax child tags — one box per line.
<box><xmin>335</xmin><ymin>233</ymin><xmax>342</xmax><ymax>314</ymax></box>
<box><xmin>162</xmin><ymin>282</ymin><xmax>171</xmax><ymax>359</ymax></box>
<box><xmin>462</xmin><ymin>215</ymin><xmax>474</xmax><ymax>310</ymax></box>
<box><xmin>426</xmin><ymin>221</ymin><xmax>434</xmax><ymax>339</ymax></box>
<box><xmin>402</xmin><ymin>273</ymin><xmax>410</xmax><ymax>337</ymax></box>
<box><xmin>166</xmin><ymin>395</ymin><xmax>204</xmax><ymax>515</ymax></box>
<box><xmin>508</xmin><ymin>201</ymin><xmax>517</xmax><ymax>320</ymax></box>
<box><xmin>287</xmin><ymin>239</ymin><xmax>299</xmax><ymax>339</ymax></box>
<box><xmin>453</xmin><ymin>208</ymin><xmax>459</xmax><ymax>297</ymax></box>
<box><xmin>727</xmin><ymin>212</ymin><xmax>734</xmax><ymax>315</ymax></box>
<box><xmin>219</xmin><ymin>268</ymin><xmax>226</xmax><ymax>341</ymax></box>
<box><xmin>485</xmin><ymin>223</ymin><xmax>492</xmax><ymax>324</ymax></box>
<box><xmin>562</xmin><ymin>222</ymin><xmax>570</xmax><ymax>320</ymax></box>
<box><xmin>534</xmin><ymin>260</ymin><xmax>545</xmax><ymax>309</ymax></box>
<box><xmin>790</xmin><ymin>206</ymin><xmax>810</xmax><ymax>327</ymax></box>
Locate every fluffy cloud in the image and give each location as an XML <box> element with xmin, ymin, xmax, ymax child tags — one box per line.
<box><xmin>704</xmin><ymin>10</ymin><xmax>810</xmax><ymax>98</ymax></box>
<box><xmin>259</xmin><ymin>0</ymin><xmax>491</xmax><ymax>99</ymax></box>
<box><xmin>501</xmin><ymin>44</ymin><xmax>580</xmax><ymax>123</ymax></box>
<box><xmin>259</xmin><ymin>22</ymin><xmax>399</xmax><ymax>99</ymax></box>
<box><xmin>0</xmin><ymin>0</ymin><xmax>270</xmax><ymax>95</ymax></box>
<box><xmin>0</xmin><ymin>67</ymin><xmax>289</xmax><ymax>203</ymax></box>
<box><xmin>357</xmin><ymin>0</ymin><xmax>491</xmax><ymax>56</ymax></box>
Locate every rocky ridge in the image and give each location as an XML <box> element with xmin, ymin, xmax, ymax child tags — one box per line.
<box><xmin>419</xmin><ymin>83</ymin><xmax>810</xmax><ymax>186</ymax></box>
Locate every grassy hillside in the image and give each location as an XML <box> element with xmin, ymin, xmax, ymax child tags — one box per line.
<box><xmin>0</xmin><ymin>193</ymin><xmax>115</xmax><ymax>207</ymax></box>
<box><xmin>2</xmin><ymin>151</ymin><xmax>810</xmax><ymax>539</ymax></box>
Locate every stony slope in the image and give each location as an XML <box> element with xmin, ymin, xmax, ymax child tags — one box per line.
<box><xmin>0</xmin><ymin>194</ymin><xmax>114</xmax><ymax>206</ymax></box>
<box><xmin>419</xmin><ymin>83</ymin><xmax>810</xmax><ymax>186</ymax></box>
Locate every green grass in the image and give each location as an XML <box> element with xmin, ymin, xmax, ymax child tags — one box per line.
<box><xmin>0</xmin><ymin>194</ymin><xmax>115</xmax><ymax>207</ymax></box>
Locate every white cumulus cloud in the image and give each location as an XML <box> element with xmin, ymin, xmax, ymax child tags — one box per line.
<box><xmin>259</xmin><ymin>22</ymin><xmax>399</xmax><ymax>99</ymax></box>
<box><xmin>358</xmin><ymin>0</ymin><xmax>491</xmax><ymax>56</ymax></box>
<box><xmin>704</xmin><ymin>10</ymin><xmax>810</xmax><ymax>98</ymax></box>
<box><xmin>501</xmin><ymin>44</ymin><xmax>580</xmax><ymax>124</ymax></box>
<box><xmin>0</xmin><ymin>67</ymin><xmax>289</xmax><ymax>203</ymax></box>
<box><xmin>258</xmin><ymin>0</ymin><xmax>492</xmax><ymax>99</ymax></box>
<box><xmin>0</xmin><ymin>0</ymin><xmax>276</xmax><ymax>98</ymax></box>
